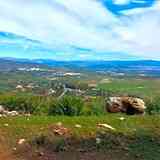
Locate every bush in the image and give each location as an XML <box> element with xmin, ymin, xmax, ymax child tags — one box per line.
<box><xmin>82</xmin><ymin>97</ymin><xmax>106</xmax><ymax>116</ymax></box>
<box><xmin>0</xmin><ymin>93</ymin><xmax>54</xmax><ymax>114</ymax></box>
<box><xmin>48</xmin><ymin>96</ymin><xmax>84</xmax><ymax>116</ymax></box>
<box><xmin>146</xmin><ymin>97</ymin><xmax>160</xmax><ymax>115</ymax></box>
<box><xmin>0</xmin><ymin>94</ymin><xmax>33</xmax><ymax>112</ymax></box>
<box><xmin>0</xmin><ymin>94</ymin><xmax>107</xmax><ymax>116</ymax></box>
<box><xmin>32</xmin><ymin>97</ymin><xmax>54</xmax><ymax>115</ymax></box>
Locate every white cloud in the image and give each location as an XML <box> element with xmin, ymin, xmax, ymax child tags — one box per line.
<box><xmin>113</xmin><ymin>0</ymin><xmax>130</xmax><ymax>5</ymax></box>
<box><xmin>0</xmin><ymin>0</ymin><xmax>159</xmax><ymax>59</ymax></box>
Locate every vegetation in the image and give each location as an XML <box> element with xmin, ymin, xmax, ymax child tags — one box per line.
<box><xmin>0</xmin><ymin>115</ymin><xmax>160</xmax><ymax>159</ymax></box>
<box><xmin>0</xmin><ymin>94</ymin><xmax>160</xmax><ymax>116</ymax></box>
<box><xmin>0</xmin><ymin>93</ymin><xmax>108</xmax><ymax>116</ymax></box>
<box><xmin>48</xmin><ymin>96</ymin><xmax>84</xmax><ymax>116</ymax></box>
<box><xmin>146</xmin><ymin>97</ymin><xmax>160</xmax><ymax>115</ymax></box>
<box><xmin>98</xmin><ymin>78</ymin><xmax>160</xmax><ymax>98</ymax></box>
<box><xmin>0</xmin><ymin>61</ymin><xmax>160</xmax><ymax>159</ymax></box>
<box><xmin>1</xmin><ymin>91</ymin><xmax>160</xmax><ymax>115</ymax></box>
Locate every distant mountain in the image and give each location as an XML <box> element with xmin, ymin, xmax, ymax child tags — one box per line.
<box><xmin>0</xmin><ymin>57</ymin><xmax>160</xmax><ymax>76</ymax></box>
<box><xmin>0</xmin><ymin>58</ymin><xmax>48</xmax><ymax>71</ymax></box>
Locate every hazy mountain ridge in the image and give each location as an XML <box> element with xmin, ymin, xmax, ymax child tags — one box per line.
<box><xmin>1</xmin><ymin>57</ymin><xmax>160</xmax><ymax>76</ymax></box>
<box><xmin>0</xmin><ymin>57</ymin><xmax>48</xmax><ymax>71</ymax></box>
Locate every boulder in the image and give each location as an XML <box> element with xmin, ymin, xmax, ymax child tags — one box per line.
<box><xmin>106</xmin><ymin>97</ymin><xmax>146</xmax><ymax>115</ymax></box>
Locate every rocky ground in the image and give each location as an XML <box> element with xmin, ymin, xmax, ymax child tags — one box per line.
<box><xmin>0</xmin><ymin>115</ymin><xmax>160</xmax><ymax>160</ymax></box>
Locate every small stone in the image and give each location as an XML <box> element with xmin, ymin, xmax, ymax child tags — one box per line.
<box><xmin>18</xmin><ymin>139</ymin><xmax>26</xmax><ymax>145</ymax></box>
<box><xmin>96</xmin><ymin>138</ymin><xmax>101</xmax><ymax>144</ymax></box>
<box><xmin>13</xmin><ymin>147</ymin><xmax>17</xmax><ymax>151</ymax></box>
<box><xmin>97</xmin><ymin>123</ymin><xmax>116</xmax><ymax>131</ymax></box>
<box><xmin>38</xmin><ymin>152</ymin><xmax>44</xmax><ymax>156</ymax></box>
<box><xmin>56</xmin><ymin>122</ymin><xmax>62</xmax><ymax>126</ymax></box>
<box><xmin>4</xmin><ymin>123</ymin><xmax>9</xmax><ymax>127</ymax></box>
<box><xmin>51</xmin><ymin>124</ymin><xmax>70</xmax><ymax>136</ymax></box>
<box><xmin>75</xmin><ymin>124</ymin><xmax>82</xmax><ymax>128</ymax></box>
<box><xmin>119</xmin><ymin>117</ymin><xmax>125</xmax><ymax>121</ymax></box>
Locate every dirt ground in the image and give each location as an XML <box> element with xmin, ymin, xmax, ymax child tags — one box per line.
<box><xmin>0</xmin><ymin>146</ymin><xmax>14</xmax><ymax>160</ymax></box>
<box><xmin>15</xmin><ymin>151</ymin><xmax>131</xmax><ymax>160</ymax></box>
<box><xmin>0</xmin><ymin>139</ymin><xmax>133</xmax><ymax>160</ymax></box>
<box><xmin>12</xmin><ymin>144</ymin><xmax>132</xmax><ymax>160</ymax></box>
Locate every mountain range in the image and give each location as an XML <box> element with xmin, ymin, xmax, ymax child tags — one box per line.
<box><xmin>1</xmin><ymin>57</ymin><xmax>160</xmax><ymax>76</ymax></box>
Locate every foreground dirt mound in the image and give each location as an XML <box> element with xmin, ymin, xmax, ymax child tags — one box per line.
<box><xmin>0</xmin><ymin>146</ymin><xmax>14</xmax><ymax>160</ymax></box>
<box><xmin>13</xmin><ymin>144</ymin><xmax>132</xmax><ymax>160</ymax></box>
<box><xmin>107</xmin><ymin>97</ymin><xmax>146</xmax><ymax>115</ymax></box>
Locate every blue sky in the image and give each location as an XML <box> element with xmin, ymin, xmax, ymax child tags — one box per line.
<box><xmin>0</xmin><ymin>0</ymin><xmax>159</xmax><ymax>60</ymax></box>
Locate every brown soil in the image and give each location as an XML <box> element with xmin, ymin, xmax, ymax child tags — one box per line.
<box><xmin>12</xmin><ymin>143</ymin><xmax>132</xmax><ymax>160</ymax></box>
<box><xmin>0</xmin><ymin>146</ymin><xmax>14</xmax><ymax>160</ymax></box>
<box><xmin>0</xmin><ymin>142</ymin><xmax>135</xmax><ymax>160</ymax></box>
<box><xmin>14</xmin><ymin>150</ymin><xmax>132</xmax><ymax>160</ymax></box>
<box><xmin>0</xmin><ymin>132</ymin><xmax>134</xmax><ymax>160</ymax></box>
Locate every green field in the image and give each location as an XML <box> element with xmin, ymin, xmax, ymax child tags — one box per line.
<box><xmin>98</xmin><ymin>77</ymin><xmax>160</xmax><ymax>98</ymax></box>
<box><xmin>1</xmin><ymin>71</ymin><xmax>160</xmax><ymax>99</ymax></box>
<box><xmin>1</xmin><ymin>72</ymin><xmax>160</xmax><ymax>159</ymax></box>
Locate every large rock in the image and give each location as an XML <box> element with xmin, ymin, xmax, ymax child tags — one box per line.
<box><xmin>106</xmin><ymin>97</ymin><xmax>146</xmax><ymax>115</ymax></box>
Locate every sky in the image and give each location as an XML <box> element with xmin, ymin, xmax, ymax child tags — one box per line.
<box><xmin>0</xmin><ymin>0</ymin><xmax>159</xmax><ymax>60</ymax></box>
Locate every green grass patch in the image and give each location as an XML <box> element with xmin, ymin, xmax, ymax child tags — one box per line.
<box><xmin>0</xmin><ymin>115</ymin><xmax>160</xmax><ymax>159</ymax></box>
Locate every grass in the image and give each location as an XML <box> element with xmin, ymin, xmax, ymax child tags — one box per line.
<box><xmin>1</xmin><ymin>74</ymin><xmax>160</xmax><ymax>159</ymax></box>
<box><xmin>98</xmin><ymin>78</ymin><xmax>160</xmax><ymax>98</ymax></box>
<box><xmin>0</xmin><ymin>115</ymin><xmax>160</xmax><ymax>159</ymax></box>
<box><xmin>0</xmin><ymin>115</ymin><xmax>160</xmax><ymax>143</ymax></box>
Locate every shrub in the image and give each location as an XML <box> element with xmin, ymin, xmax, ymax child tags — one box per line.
<box><xmin>146</xmin><ymin>97</ymin><xmax>160</xmax><ymax>115</ymax></box>
<box><xmin>0</xmin><ymin>93</ymin><xmax>54</xmax><ymax>114</ymax></box>
<box><xmin>82</xmin><ymin>97</ymin><xmax>106</xmax><ymax>116</ymax></box>
<box><xmin>0</xmin><ymin>94</ymin><xmax>33</xmax><ymax>112</ymax></box>
<box><xmin>48</xmin><ymin>96</ymin><xmax>84</xmax><ymax>116</ymax></box>
<box><xmin>32</xmin><ymin>97</ymin><xmax>53</xmax><ymax>115</ymax></box>
<box><xmin>0</xmin><ymin>93</ymin><xmax>106</xmax><ymax>116</ymax></box>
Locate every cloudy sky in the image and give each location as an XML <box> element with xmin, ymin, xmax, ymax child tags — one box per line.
<box><xmin>0</xmin><ymin>0</ymin><xmax>159</xmax><ymax>60</ymax></box>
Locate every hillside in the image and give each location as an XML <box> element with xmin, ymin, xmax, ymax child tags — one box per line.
<box><xmin>0</xmin><ymin>58</ymin><xmax>160</xmax><ymax>160</ymax></box>
<box><xmin>0</xmin><ymin>115</ymin><xmax>160</xmax><ymax>160</ymax></box>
